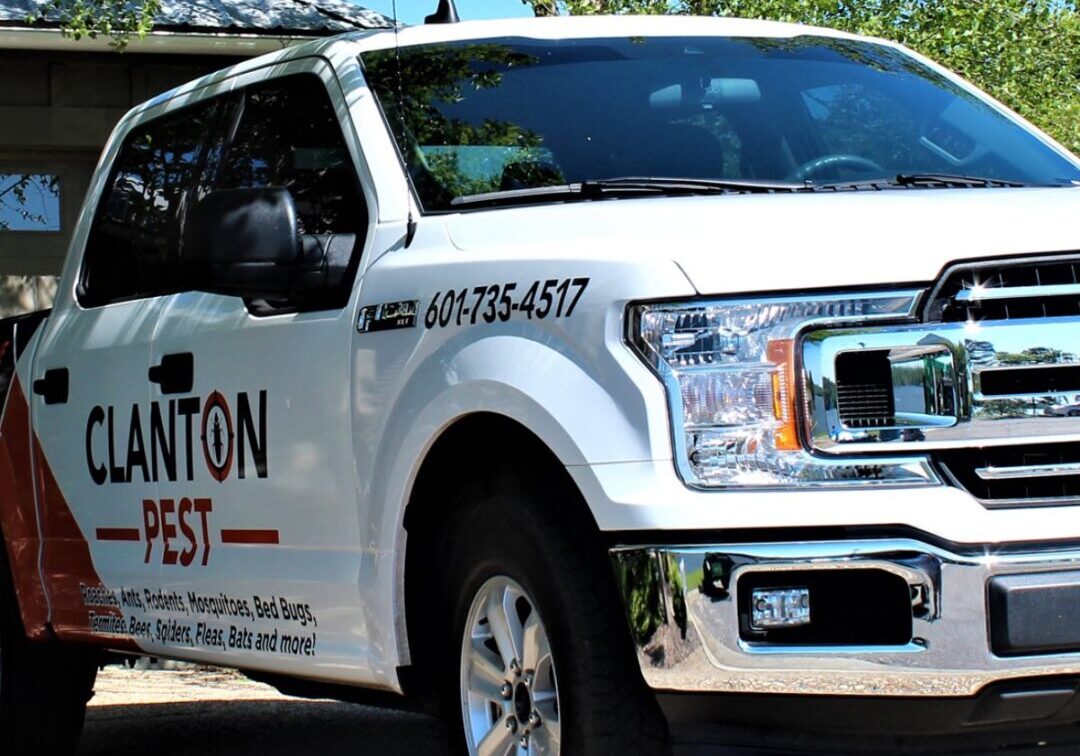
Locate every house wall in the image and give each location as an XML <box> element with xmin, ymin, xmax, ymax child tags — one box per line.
<box><xmin>0</xmin><ymin>49</ymin><xmax>238</xmax><ymax>279</ymax></box>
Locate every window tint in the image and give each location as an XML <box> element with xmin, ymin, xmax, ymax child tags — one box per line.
<box><xmin>81</xmin><ymin>98</ymin><xmax>221</xmax><ymax>306</ymax></box>
<box><xmin>363</xmin><ymin>37</ymin><xmax>1080</xmax><ymax>211</ymax></box>
<box><xmin>81</xmin><ymin>72</ymin><xmax>366</xmax><ymax>308</ymax></box>
<box><xmin>215</xmin><ymin>74</ymin><xmax>362</xmax><ymax>235</ymax></box>
<box><xmin>801</xmin><ymin>83</ymin><xmax>930</xmax><ymax>172</ymax></box>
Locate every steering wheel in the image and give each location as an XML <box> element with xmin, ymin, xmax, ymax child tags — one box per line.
<box><xmin>788</xmin><ymin>153</ymin><xmax>885</xmax><ymax>183</ymax></box>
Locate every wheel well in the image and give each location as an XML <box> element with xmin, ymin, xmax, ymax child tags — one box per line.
<box><xmin>400</xmin><ymin>412</ymin><xmax>599</xmax><ymax>694</ymax></box>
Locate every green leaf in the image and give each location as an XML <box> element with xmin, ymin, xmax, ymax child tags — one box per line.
<box><xmin>26</xmin><ymin>0</ymin><xmax>163</xmax><ymax>52</ymax></box>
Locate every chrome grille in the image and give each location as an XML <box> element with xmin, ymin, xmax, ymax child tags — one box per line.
<box><xmin>801</xmin><ymin>254</ymin><xmax>1080</xmax><ymax>508</ymax></box>
<box><xmin>926</xmin><ymin>255</ymin><xmax>1080</xmax><ymax>323</ymax></box>
<box><xmin>938</xmin><ymin>444</ymin><xmax>1080</xmax><ymax>508</ymax></box>
<box><xmin>921</xmin><ymin>254</ymin><xmax>1080</xmax><ymax>507</ymax></box>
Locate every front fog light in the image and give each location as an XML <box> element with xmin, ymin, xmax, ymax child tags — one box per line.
<box><xmin>751</xmin><ymin>587</ymin><xmax>811</xmax><ymax>629</ymax></box>
<box><xmin>630</xmin><ymin>292</ymin><xmax>940</xmax><ymax>489</ymax></box>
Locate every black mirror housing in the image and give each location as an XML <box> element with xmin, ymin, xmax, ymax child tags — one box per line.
<box><xmin>183</xmin><ymin>188</ymin><xmax>301</xmax><ymax>298</ymax></box>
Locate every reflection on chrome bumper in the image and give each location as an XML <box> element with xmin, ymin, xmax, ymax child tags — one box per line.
<box><xmin>610</xmin><ymin>539</ymin><xmax>1080</xmax><ymax>697</ymax></box>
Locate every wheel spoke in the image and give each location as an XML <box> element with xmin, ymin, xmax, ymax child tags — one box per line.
<box><xmin>532</xmin><ymin>711</ymin><xmax>561</xmax><ymax>755</ymax></box>
<box><xmin>534</xmin><ymin>696</ymin><xmax>558</xmax><ymax>723</ymax></box>
<box><xmin>521</xmin><ymin>611</ymin><xmax>547</xmax><ymax>672</ymax></box>
<box><xmin>469</xmin><ymin>646</ymin><xmax>507</xmax><ymax>703</ymax></box>
<box><xmin>486</xmin><ymin>585</ymin><xmax>524</xmax><ymax>671</ymax></box>
<box><xmin>476</xmin><ymin>720</ymin><xmax>516</xmax><ymax>756</ymax></box>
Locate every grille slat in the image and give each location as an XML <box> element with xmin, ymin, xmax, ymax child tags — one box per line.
<box><xmin>925</xmin><ymin>254</ymin><xmax>1080</xmax><ymax>507</ymax></box>
<box><xmin>928</xmin><ymin>257</ymin><xmax>1080</xmax><ymax>323</ymax></box>
<box><xmin>938</xmin><ymin>444</ymin><xmax>1080</xmax><ymax>508</ymax></box>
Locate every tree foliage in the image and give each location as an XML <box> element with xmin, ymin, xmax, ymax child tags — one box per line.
<box><xmin>0</xmin><ymin>175</ymin><xmax>59</xmax><ymax>231</ymax></box>
<box><xmin>27</xmin><ymin>0</ymin><xmax>162</xmax><ymax>51</ymax></box>
<box><xmin>521</xmin><ymin>0</ymin><xmax>1080</xmax><ymax>156</ymax></box>
<box><xmin>364</xmin><ymin>46</ymin><xmax>554</xmax><ymax>203</ymax></box>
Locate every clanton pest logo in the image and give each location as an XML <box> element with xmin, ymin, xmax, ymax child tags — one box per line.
<box><xmin>85</xmin><ymin>390</ymin><xmax>267</xmax><ymax>485</ymax></box>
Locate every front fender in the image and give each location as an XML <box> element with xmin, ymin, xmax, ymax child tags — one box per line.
<box><xmin>349</xmin><ymin>219</ymin><xmax>696</xmax><ymax>682</ymax></box>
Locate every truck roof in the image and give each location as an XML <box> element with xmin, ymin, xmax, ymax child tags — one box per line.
<box><xmin>129</xmin><ymin>14</ymin><xmax>876</xmax><ymax>122</ymax></box>
<box><xmin>347</xmin><ymin>14</ymin><xmax>865</xmax><ymax>50</ymax></box>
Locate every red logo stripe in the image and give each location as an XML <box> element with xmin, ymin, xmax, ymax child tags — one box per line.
<box><xmin>95</xmin><ymin>527</ymin><xmax>141</xmax><ymax>542</ymax></box>
<box><xmin>220</xmin><ymin>529</ymin><xmax>279</xmax><ymax>545</ymax></box>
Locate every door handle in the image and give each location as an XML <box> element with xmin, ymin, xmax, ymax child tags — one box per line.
<box><xmin>148</xmin><ymin>353</ymin><xmax>194</xmax><ymax>395</ymax></box>
<box><xmin>33</xmin><ymin>368</ymin><xmax>69</xmax><ymax>405</ymax></box>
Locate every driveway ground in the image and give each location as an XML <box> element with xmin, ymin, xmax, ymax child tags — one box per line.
<box><xmin>79</xmin><ymin>667</ymin><xmax>448</xmax><ymax>756</ymax></box>
<box><xmin>78</xmin><ymin>667</ymin><xmax>1079</xmax><ymax>756</ymax></box>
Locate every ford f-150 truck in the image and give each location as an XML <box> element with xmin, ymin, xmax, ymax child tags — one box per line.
<box><xmin>1</xmin><ymin>14</ymin><xmax>1079</xmax><ymax>756</ymax></box>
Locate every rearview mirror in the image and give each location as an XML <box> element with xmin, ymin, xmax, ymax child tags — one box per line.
<box><xmin>183</xmin><ymin>187</ymin><xmax>301</xmax><ymax>299</ymax></box>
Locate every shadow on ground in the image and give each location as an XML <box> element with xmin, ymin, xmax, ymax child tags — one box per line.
<box><xmin>80</xmin><ymin>700</ymin><xmax>1080</xmax><ymax>756</ymax></box>
<box><xmin>79</xmin><ymin>700</ymin><xmax>450</xmax><ymax>756</ymax></box>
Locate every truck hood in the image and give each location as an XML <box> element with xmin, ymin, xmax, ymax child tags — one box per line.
<box><xmin>444</xmin><ymin>186</ymin><xmax>1080</xmax><ymax>295</ymax></box>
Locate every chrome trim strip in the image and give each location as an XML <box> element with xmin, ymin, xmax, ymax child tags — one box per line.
<box><xmin>922</xmin><ymin>252</ymin><xmax>1080</xmax><ymax>321</ymax></box>
<box><xmin>975</xmin><ymin>462</ymin><xmax>1080</xmax><ymax>480</ymax></box>
<box><xmin>937</xmin><ymin>462</ymin><xmax>1080</xmax><ymax>509</ymax></box>
<box><xmin>611</xmin><ymin>538</ymin><xmax>1080</xmax><ymax>697</ymax></box>
<box><xmin>803</xmin><ymin>316</ymin><xmax>1080</xmax><ymax>454</ymax></box>
<box><xmin>955</xmin><ymin>282</ymin><xmax>1080</xmax><ymax>302</ymax></box>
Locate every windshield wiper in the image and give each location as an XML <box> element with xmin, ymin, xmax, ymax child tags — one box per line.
<box><xmin>450</xmin><ymin>176</ymin><xmax>808</xmax><ymax>209</ymax></box>
<box><xmin>582</xmin><ymin>177</ymin><xmax>808</xmax><ymax>193</ymax></box>
<box><xmin>894</xmin><ymin>173</ymin><xmax>1029</xmax><ymax>188</ymax></box>
<box><xmin>816</xmin><ymin>173</ymin><xmax>1029</xmax><ymax>190</ymax></box>
<box><xmin>449</xmin><ymin>173</ymin><xmax>1040</xmax><ymax>208</ymax></box>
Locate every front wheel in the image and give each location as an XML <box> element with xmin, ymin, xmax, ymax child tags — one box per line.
<box><xmin>438</xmin><ymin>474</ymin><xmax>668</xmax><ymax>756</ymax></box>
<box><xmin>460</xmin><ymin>576</ymin><xmax>561</xmax><ymax>754</ymax></box>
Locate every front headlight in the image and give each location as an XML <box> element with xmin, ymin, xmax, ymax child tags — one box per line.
<box><xmin>629</xmin><ymin>291</ymin><xmax>941</xmax><ymax>489</ymax></box>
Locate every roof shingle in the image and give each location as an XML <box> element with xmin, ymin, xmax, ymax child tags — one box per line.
<box><xmin>0</xmin><ymin>0</ymin><xmax>395</xmax><ymax>34</ymax></box>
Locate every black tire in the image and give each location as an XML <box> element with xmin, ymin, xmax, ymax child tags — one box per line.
<box><xmin>0</xmin><ymin>545</ymin><xmax>98</xmax><ymax>756</ymax></box>
<box><xmin>435</xmin><ymin>468</ymin><xmax>669</xmax><ymax>756</ymax></box>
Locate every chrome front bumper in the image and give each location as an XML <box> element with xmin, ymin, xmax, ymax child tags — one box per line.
<box><xmin>610</xmin><ymin>538</ymin><xmax>1080</xmax><ymax>697</ymax></box>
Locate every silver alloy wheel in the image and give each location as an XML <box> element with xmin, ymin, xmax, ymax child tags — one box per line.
<box><xmin>461</xmin><ymin>575</ymin><xmax>561</xmax><ymax>756</ymax></box>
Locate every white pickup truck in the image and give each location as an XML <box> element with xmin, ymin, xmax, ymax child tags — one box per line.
<box><xmin>1</xmin><ymin>14</ymin><xmax>1080</xmax><ymax>756</ymax></box>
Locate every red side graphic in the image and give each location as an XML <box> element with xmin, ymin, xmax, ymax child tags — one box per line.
<box><xmin>0</xmin><ymin>377</ymin><xmax>50</xmax><ymax>639</ymax></box>
<box><xmin>0</xmin><ymin>375</ymin><xmax>138</xmax><ymax>650</ymax></box>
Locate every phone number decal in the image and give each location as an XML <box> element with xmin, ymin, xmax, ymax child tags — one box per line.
<box><xmin>423</xmin><ymin>277</ymin><xmax>590</xmax><ymax>329</ymax></box>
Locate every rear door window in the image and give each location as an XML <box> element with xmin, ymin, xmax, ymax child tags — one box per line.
<box><xmin>80</xmin><ymin>98</ymin><xmax>222</xmax><ymax>307</ymax></box>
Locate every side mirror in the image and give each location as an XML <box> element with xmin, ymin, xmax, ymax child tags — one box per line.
<box><xmin>183</xmin><ymin>188</ymin><xmax>301</xmax><ymax>299</ymax></box>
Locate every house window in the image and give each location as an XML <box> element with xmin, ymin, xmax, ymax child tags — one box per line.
<box><xmin>0</xmin><ymin>174</ymin><xmax>61</xmax><ymax>232</ymax></box>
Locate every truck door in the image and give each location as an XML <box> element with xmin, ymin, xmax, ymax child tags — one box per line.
<box><xmin>151</xmin><ymin>63</ymin><xmax>373</xmax><ymax>677</ymax></box>
<box><xmin>30</xmin><ymin>95</ymin><xmax>225</xmax><ymax>647</ymax></box>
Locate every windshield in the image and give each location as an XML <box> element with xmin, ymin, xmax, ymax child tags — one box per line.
<box><xmin>361</xmin><ymin>35</ymin><xmax>1080</xmax><ymax>211</ymax></box>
